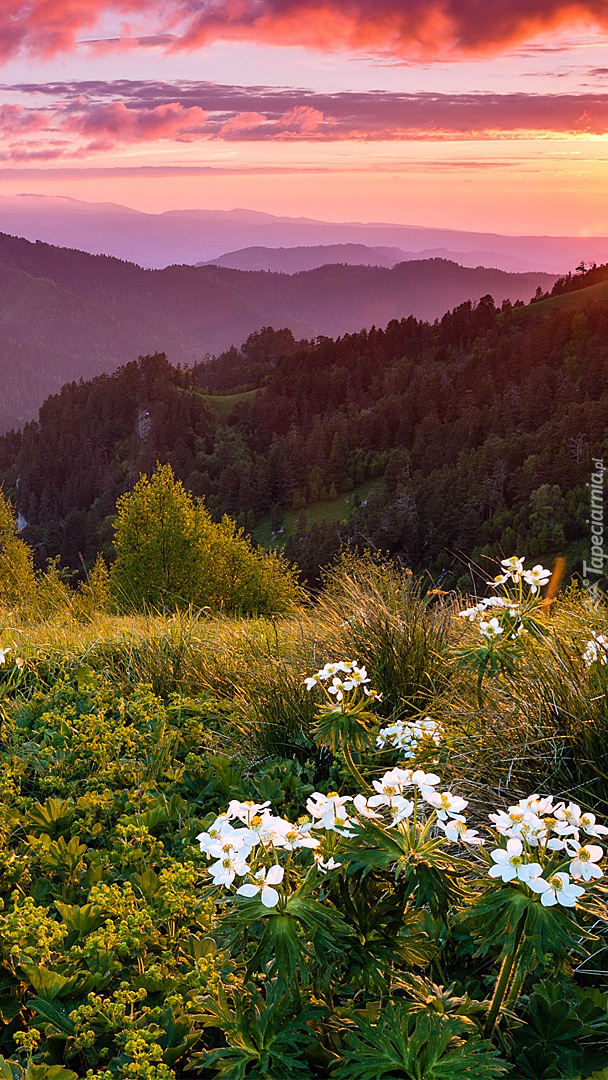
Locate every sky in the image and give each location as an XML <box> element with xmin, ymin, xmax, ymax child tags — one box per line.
<box><xmin>0</xmin><ymin>1</ymin><xmax>608</xmax><ymax>233</ymax></box>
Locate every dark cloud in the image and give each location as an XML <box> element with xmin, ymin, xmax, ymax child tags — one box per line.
<box><xmin>0</xmin><ymin>1</ymin><xmax>607</xmax><ymax>62</ymax></box>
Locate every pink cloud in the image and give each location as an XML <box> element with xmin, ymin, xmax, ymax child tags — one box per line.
<box><xmin>0</xmin><ymin>103</ymin><xmax>47</xmax><ymax>133</ymax></box>
<box><xmin>65</xmin><ymin>100</ymin><xmax>208</xmax><ymax>148</ymax></box>
<box><xmin>277</xmin><ymin>105</ymin><xmax>324</xmax><ymax>135</ymax></box>
<box><xmin>1</xmin><ymin>1</ymin><xmax>608</xmax><ymax>62</ymax></box>
<box><xmin>2</xmin><ymin>83</ymin><xmax>608</xmax><ymax>161</ymax></box>
<box><xmin>219</xmin><ymin>110</ymin><xmax>268</xmax><ymax>137</ymax></box>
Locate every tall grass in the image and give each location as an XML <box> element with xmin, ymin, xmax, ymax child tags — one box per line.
<box><xmin>312</xmin><ymin>553</ymin><xmax>453</xmax><ymax>721</ymax></box>
<box><xmin>2</xmin><ymin>561</ymin><xmax>607</xmax><ymax>816</ymax></box>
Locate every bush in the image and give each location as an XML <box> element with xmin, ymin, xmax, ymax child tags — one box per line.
<box><xmin>0</xmin><ymin>488</ymin><xmax>36</xmax><ymax>609</ymax></box>
<box><xmin>110</xmin><ymin>464</ymin><xmax>301</xmax><ymax>615</ymax></box>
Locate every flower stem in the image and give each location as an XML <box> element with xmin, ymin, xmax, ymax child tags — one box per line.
<box><xmin>504</xmin><ymin>968</ymin><xmax>524</xmax><ymax>1011</ymax></box>
<box><xmin>342</xmin><ymin>743</ymin><xmax>372</xmax><ymax>793</ymax></box>
<box><xmin>483</xmin><ymin>912</ymin><xmax>526</xmax><ymax>1039</ymax></box>
<box><xmin>476</xmin><ymin>659</ymin><xmax>487</xmax><ymax>712</ymax></box>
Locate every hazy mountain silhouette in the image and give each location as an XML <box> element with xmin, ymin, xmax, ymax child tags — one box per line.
<box><xmin>200</xmin><ymin>243</ymin><xmax>543</xmax><ymax>274</ymax></box>
<box><xmin>0</xmin><ymin>194</ymin><xmax>605</xmax><ymax>271</ymax></box>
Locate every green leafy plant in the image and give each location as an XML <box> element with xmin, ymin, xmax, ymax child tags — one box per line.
<box><xmin>332</xmin><ymin>1005</ymin><xmax>508</xmax><ymax>1079</ymax></box>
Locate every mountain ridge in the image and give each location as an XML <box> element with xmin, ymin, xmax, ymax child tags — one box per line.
<box><xmin>199</xmin><ymin>243</ymin><xmax>544</xmax><ymax>274</ymax></box>
<box><xmin>0</xmin><ymin>230</ymin><xmax>556</xmax><ymax>434</ymax></box>
<box><xmin>0</xmin><ymin>194</ymin><xmax>606</xmax><ymax>270</ymax></box>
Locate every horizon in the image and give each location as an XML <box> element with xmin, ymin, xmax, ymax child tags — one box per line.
<box><xmin>3</xmin><ymin>195</ymin><xmax>608</xmax><ymax>246</ymax></box>
<box><xmin>0</xmin><ymin>4</ymin><xmax>607</xmax><ymax>234</ymax></box>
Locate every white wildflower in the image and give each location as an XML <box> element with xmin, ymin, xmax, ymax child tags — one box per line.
<box><xmin>488</xmin><ymin>837</ymin><xmax>536</xmax><ymax>882</ymax></box>
<box><xmin>583</xmin><ymin>631</ymin><xmax>608</xmax><ymax>667</ymax></box>
<box><xmin>208</xmin><ymin>851</ymin><xmax>251</xmax><ymax>888</ymax></box>
<box><xmin>479</xmin><ymin>617</ymin><xmax>504</xmax><ymax>640</ymax></box>
<box><xmin>314</xmin><ymin>854</ymin><xmax>341</xmax><ymax>873</ymax></box>
<box><xmin>523</xmin><ymin>564</ymin><xmax>551</xmax><ymax>593</ymax></box>
<box><xmin>237</xmin><ymin>864</ymin><xmax>284</xmax><ymax>907</ymax></box>
<box><xmin>568</xmin><ymin>843</ymin><xmax>604</xmax><ymax>882</ymax></box>
<box><xmin>226</xmin><ymin>799</ymin><xmax>272</xmax><ymax>826</ymax></box>
<box><xmin>424</xmin><ymin>789</ymin><xmax>468</xmax><ymax>821</ymax></box>
<box><xmin>440</xmin><ymin>819</ymin><xmax>484</xmax><ymax>844</ymax></box>
<box><xmin>527</xmin><ymin>871</ymin><xmax>585</xmax><ymax>908</ymax></box>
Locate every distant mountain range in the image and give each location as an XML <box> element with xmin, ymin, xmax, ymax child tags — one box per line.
<box><xmin>0</xmin><ymin>194</ymin><xmax>606</xmax><ymax>272</ymax></box>
<box><xmin>198</xmin><ymin>243</ymin><xmax>544</xmax><ymax>274</ymax></box>
<box><xmin>0</xmin><ymin>230</ymin><xmax>557</xmax><ymax>434</ymax></box>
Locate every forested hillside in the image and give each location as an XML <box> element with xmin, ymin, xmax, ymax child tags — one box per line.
<box><xmin>1</xmin><ymin>266</ymin><xmax>606</xmax><ymax>588</ymax></box>
<box><xmin>0</xmin><ymin>230</ymin><xmax>555</xmax><ymax>433</ymax></box>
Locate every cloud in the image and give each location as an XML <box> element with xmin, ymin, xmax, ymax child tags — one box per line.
<box><xmin>2</xmin><ymin>81</ymin><xmax>608</xmax><ymax>160</ymax></box>
<box><xmin>0</xmin><ymin>1</ymin><xmax>608</xmax><ymax>63</ymax></box>
<box><xmin>65</xmin><ymin>100</ymin><xmax>208</xmax><ymax>150</ymax></box>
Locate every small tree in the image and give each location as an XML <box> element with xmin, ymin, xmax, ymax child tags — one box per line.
<box><xmin>110</xmin><ymin>464</ymin><xmax>300</xmax><ymax>614</ymax></box>
<box><xmin>0</xmin><ymin>489</ymin><xmax>36</xmax><ymax>608</ymax></box>
<box><xmin>110</xmin><ymin>465</ymin><xmax>203</xmax><ymax>611</ymax></box>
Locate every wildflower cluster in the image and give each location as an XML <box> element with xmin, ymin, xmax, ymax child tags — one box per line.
<box><xmin>583</xmin><ymin>630</ymin><xmax>608</xmax><ymax>666</ymax></box>
<box><xmin>197</xmin><ymin>766</ymin><xmax>487</xmax><ymax>907</ymax></box>
<box><xmin>376</xmin><ymin>716</ymin><xmax>442</xmax><ymax>756</ymax></box>
<box><xmin>487</xmin><ymin>794</ymin><xmax>608</xmax><ymax>907</ymax></box>
<box><xmin>459</xmin><ymin>555</ymin><xmax>552</xmax><ymax>642</ymax></box>
<box><xmin>304</xmin><ymin>660</ymin><xmax>380</xmax><ymax>704</ymax></box>
<box><xmin>196</xmin><ymin>799</ymin><xmax>320</xmax><ymax>908</ymax></box>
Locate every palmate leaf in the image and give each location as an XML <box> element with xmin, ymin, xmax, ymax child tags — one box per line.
<box><xmin>193</xmin><ymin>983</ymin><xmax>320</xmax><ymax>1079</ymax></box>
<box><xmin>0</xmin><ymin>1063</ymin><xmax>79</xmax><ymax>1080</ymax></box>
<box><xmin>29</xmin><ymin>997</ymin><xmax>76</xmax><ymax>1036</ymax></box>
<box><xmin>218</xmin><ymin>883</ymin><xmax>353</xmax><ymax>985</ymax></box>
<box><xmin>20</xmin><ymin>964</ymin><xmax>79</xmax><ymax>1002</ymax></box>
<box><xmin>466</xmin><ymin>882</ymin><xmax>593</xmax><ymax>968</ymax></box>
<box><xmin>311</xmin><ymin>703</ymin><xmax>377</xmax><ymax>755</ymax></box>
<box><xmin>332</xmin><ymin>875</ymin><xmax>437</xmax><ymax>988</ymax></box>
<box><xmin>332</xmin><ymin>1005</ymin><xmax>509</xmax><ymax>1080</ymax></box>
<box><xmin>341</xmin><ymin>817</ymin><xmax>470</xmax><ymax>916</ymax></box>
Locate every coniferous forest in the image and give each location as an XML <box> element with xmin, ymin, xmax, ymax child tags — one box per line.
<box><xmin>1</xmin><ymin>264</ymin><xmax>607</xmax><ymax>588</ymax></box>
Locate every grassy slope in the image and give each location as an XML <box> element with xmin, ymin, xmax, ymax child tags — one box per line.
<box><xmin>199</xmin><ymin>388</ymin><xmax>260</xmax><ymax>423</ymax></box>
<box><xmin>252</xmin><ymin>478</ymin><xmax>382</xmax><ymax>549</ymax></box>
<box><xmin>516</xmin><ymin>278</ymin><xmax>608</xmax><ymax>317</ymax></box>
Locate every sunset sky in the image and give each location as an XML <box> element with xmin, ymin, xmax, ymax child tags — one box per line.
<box><xmin>0</xmin><ymin>1</ymin><xmax>608</xmax><ymax>233</ymax></box>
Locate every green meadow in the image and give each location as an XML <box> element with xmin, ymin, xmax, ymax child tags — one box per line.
<box><xmin>0</xmin><ymin>551</ymin><xmax>607</xmax><ymax>1079</ymax></box>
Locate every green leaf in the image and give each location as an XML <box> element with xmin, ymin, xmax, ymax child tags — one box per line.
<box><xmin>0</xmin><ymin>1057</ymin><xmax>22</xmax><ymax>1080</ymax></box>
<box><xmin>333</xmin><ymin>1005</ymin><xmax>509</xmax><ymax>1080</ymax></box>
<box><xmin>25</xmin><ymin>1067</ymin><xmax>79</xmax><ymax>1080</ymax></box>
<box><xmin>54</xmin><ymin>901</ymin><xmax>104</xmax><ymax>937</ymax></box>
<box><xmin>75</xmin><ymin>664</ymin><xmax>98</xmax><ymax>691</ymax></box>
<box><xmin>20</xmin><ymin>966</ymin><xmax>76</xmax><ymax>1002</ymax></box>
<box><xmin>29</xmin><ymin>997</ymin><xmax>76</xmax><ymax>1036</ymax></box>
